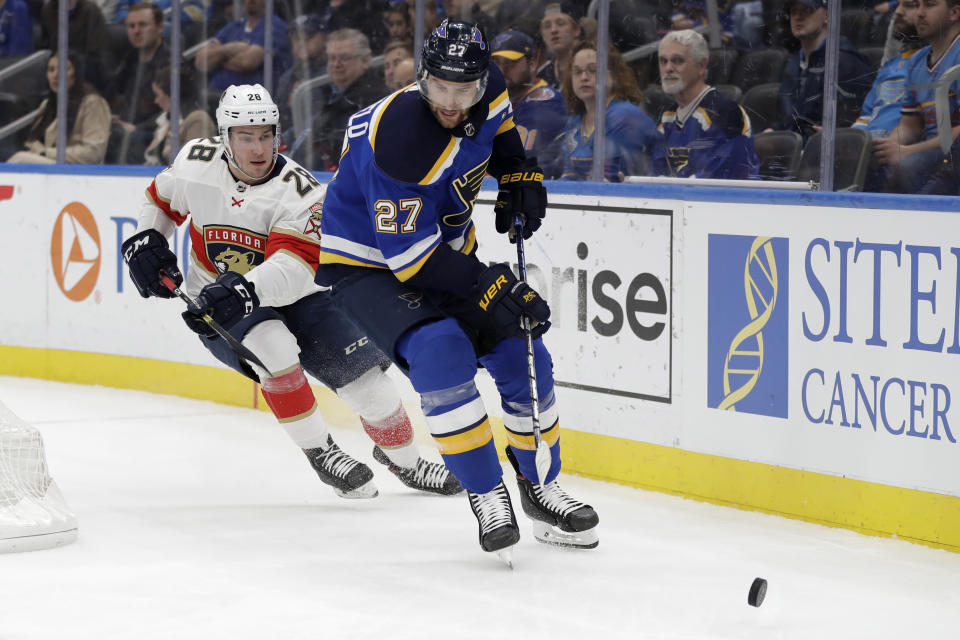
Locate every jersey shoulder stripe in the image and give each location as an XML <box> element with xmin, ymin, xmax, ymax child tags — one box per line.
<box><xmin>373</xmin><ymin>89</ymin><xmax>457</xmax><ymax>184</ymax></box>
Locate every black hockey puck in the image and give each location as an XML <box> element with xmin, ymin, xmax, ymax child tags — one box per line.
<box><xmin>748</xmin><ymin>577</ymin><xmax>767</xmax><ymax>607</ymax></box>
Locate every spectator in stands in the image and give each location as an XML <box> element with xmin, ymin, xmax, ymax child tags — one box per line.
<box><xmin>558</xmin><ymin>40</ymin><xmax>660</xmax><ymax>180</ymax></box>
<box><xmin>873</xmin><ymin>0</ymin><xmax>960</xmax><ymax>193</ymax></box>
<box><xmin>382</xmin><ymin>39</ymin><xmax>414</xmax><ymax>90</ymax></box>
<box><xmin>538</xmin><ymin>1</ymin><xmax>584</xmax><ymax>89</ymax></box>
<box><xmin>193</xmin><ymin>0</ymin><xmax>292</xmax><ymax>93</ymax></box>
<box><xmin>409</xmin><ymin>0</ymin><xmax>442</xmax><ymax>37</ymax></box>
<box><xmin>7</xmin><ymin>53</ymin><xmax>110</xmax><ymax>164</ymax></box>
<box><xmin>105</xmin><ymin>2</ymin><xmax>168</xmax><ymax>164</ymax></box>
<box><xmin>491</xmin><ymin>29</ymin><xmax>567</xmax><ymax>177</ymax></box>
<box><xmin>39</xmin><ymin>0</ymin><xmax>108</xmax><ymax>90</ymax></box>
<box><xmin>276</xmin><ymin>13</ymin><xmax>330</xmax><ymax>128</ymax></box>
<box><xmin>0</xmin><ymin>0</ymin><xmax>33</xmax><ymax>57</ymax></box>
<box><xmin>854</xmin><ymin>0</ymin><xmax>923</xmax><ymax>138</ymax></box>
<box><xmin>651</xmin><ymin>30</ymin><xmax>758</xmax><ymax>179</ymax></box>
<box><xmin>671</xmin><ymin>0</ymin><xmax>735</xmax><ymax>41</ymax></box>
<box><xmin>317</xmin><ymin>0</ymin><xmax>390</xmax><ymax>53</ymax></box>
<box><xmin>299</xmin><ymin>28</ymin><xmax>386</xmax><ymax>170</ymax></box>
<box><xmin>384</xmin><ymin>1</ymin><xmax>414</xmax><ymax>44</ymax></box>
<box><xmin>774</xmin><ymin>0</ymin><xmax>873</xmax><ymax>139</ymax></box>
<box><xmin>143</xmin><ymin>66</ymin><xmax>215</xmax><ymax>165</ymax></box>
<box><xmin>392</xmin><ymin>56</ymin><xmax>415</xmax><ymax>87</ymax></box>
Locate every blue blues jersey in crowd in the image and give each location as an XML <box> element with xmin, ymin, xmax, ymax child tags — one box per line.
<box><xmin>511</xmin><ymin>79</ymin><xmax>566</xmax><ymax>176</ymax></box>
<box><xmin>317</xmin><ymin>64</ymin><xmax>526</xmax><ymax>294</ymax></box>
<box><xmin>652</xmin><ymin>86</ymin><xmax>759</xmax><ymax>179</ymax></box>
<box><xmin>902</xmin><ymin>33</ymin><xmax>960</xmax><ymax>139</ymax></box>
<box><xmin>853</xmin><ymin>48</ymin><xmax>921</xmax><ymax>135</ymax></box>
<box><xmin>559</xmin><ymin>99</ymin><xmax>659</xmax><ymax>181</ymax></box>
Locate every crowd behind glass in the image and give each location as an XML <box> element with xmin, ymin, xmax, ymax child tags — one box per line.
<box><xmin>1</xmin><ymin>0</ymin><xmax>958</xmax><ymax>194</ymax></box>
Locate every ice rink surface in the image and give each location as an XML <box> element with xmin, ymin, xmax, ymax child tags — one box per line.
<box><xmin>1</xmin><ymin>376</ymin><xmax>959</xmax><ymax>640</ymax></box>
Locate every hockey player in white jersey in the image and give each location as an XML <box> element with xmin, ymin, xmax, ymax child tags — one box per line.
<box><xmin>121</xmin><ymin>84</ymin><xmax>461</xmax><ymax>499</ymax></box>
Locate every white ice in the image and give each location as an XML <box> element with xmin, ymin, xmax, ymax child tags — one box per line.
<box><xmin>1</xmin><ymin>376</ymin><xmax>959</xmax><ymax>640</ymax></box>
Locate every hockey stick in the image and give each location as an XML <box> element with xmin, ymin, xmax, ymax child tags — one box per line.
<box><xmin>159</xmin><ymin>272</ymin><xmax>274</xmax><ymax>377</ymax></box>
<box><xmin>513</xmin><ymin>216</ymin><xmax>552</xmax><ymax>487</ymax></box>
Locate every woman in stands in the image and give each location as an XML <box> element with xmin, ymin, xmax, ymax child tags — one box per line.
<box><xmin>143</xmin><ymin>66</ymin><xmax>216</xmax><ymax>165</ymax></box>
<box><xmin>558</xmin><ymin>40</ymin><xmax>660</xmax><ymax>181</ymax></box>
<box><xmin>7</xmin><ymin>51</ymin><xmax>110</xmax><ymax>164</ymax></box>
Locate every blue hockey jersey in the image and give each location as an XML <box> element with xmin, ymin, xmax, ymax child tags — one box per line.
<box><xmin>902</xmin><ymin>33</ymin><xmax>960</xmax><ymax>139</ymax></box>
<box><xmin>853</xmin><ymin>48</ymin><xmax>921</xmax><ymax>135</ymax></box>
<box><xmin>511</xmin><ymin>79</ymin><xmax>566</xmax><ymax>177</ymax></box>
<box><xmin>652</xmin><ymin>87</ymin><xmax>759</xmax><ymax>179</ymax></box>
<box><xmin>558</xmin><ymin>99</ymin><xmax>660</xmax><ymax>181</ymax></box>
<box><xmin>316</xmin><ymin>64</ymin><xmax>526</xmax><ymax>294</ymax></box>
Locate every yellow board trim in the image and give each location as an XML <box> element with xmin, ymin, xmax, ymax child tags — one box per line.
<box><xmin>4</xmin><ymin>345</ymin><xmax>960</xmax><ymax>554</ymax></box>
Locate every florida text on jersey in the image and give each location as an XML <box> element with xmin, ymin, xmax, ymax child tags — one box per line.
<box><xmin>317</xmin><ymin>65</ymin><xmax>521</xmax><ymax>285</ymax></box>
<box><xmin>142</xmin><ymin>136</ymin><xmax>327</xmax><ymax>300</ymax></box>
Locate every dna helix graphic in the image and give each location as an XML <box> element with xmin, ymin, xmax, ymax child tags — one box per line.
<box><xmin>718</xmin><ymin>236</ymin><xmax>779</xmax><ymax>411</ymax></box>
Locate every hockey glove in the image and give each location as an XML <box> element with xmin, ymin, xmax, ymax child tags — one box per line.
<box><xmin>182</xmin><ymin>272</ymin><xmax>259</xmax><ymax>337</ymax></box>
<box><xmin>494</xmin><ymin>158</ymin><xmax>547</xmax><ymax>243</ymax></box>
<box><xmin>121</xmin><ymin>229</ymin><xmax>183</xmax><ymax>299</ymax></box>
<box><xmin>474</xmin><ymin>264</ymin><xmax>551</xmax><ymax>340</ymax></box>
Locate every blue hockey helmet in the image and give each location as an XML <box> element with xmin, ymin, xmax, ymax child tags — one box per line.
<box><xmin>417</xmin><ymin>19</ymin><xmax>490</xmax><ymax>109</ymax></box>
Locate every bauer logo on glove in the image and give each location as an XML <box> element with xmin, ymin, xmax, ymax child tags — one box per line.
<box><xmin>474</xmin><ymin>264</ymin><xmax>550</xmax><ymax>341</ymax></box>
<box><xmin>494</xmin><ymin>158</ymin><xmax>547</xmax><ymax>243</ymax></box>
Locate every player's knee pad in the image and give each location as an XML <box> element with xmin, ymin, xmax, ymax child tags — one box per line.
<box><xmin>336</xmin><ymin>365</ymin><xmax>402</xmax><ymax>422</ymax></box>
<box><xmin>242</xmin><ymin>319</ymin><xmax>301</xmax><ymax>377</ymax></box>
<box><xmin>397</xmin><ymin>318</ymin><xmax>477</xmax><ymax>394</ymax></box>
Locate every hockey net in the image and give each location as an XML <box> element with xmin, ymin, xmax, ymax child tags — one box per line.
<box><xmin>0</xmin><ymin>399</ymin><xmax>77</xmax><ymax>553</ymax></box>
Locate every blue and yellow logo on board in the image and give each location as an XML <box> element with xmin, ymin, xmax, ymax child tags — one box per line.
<box><xmin>707</xmin><ymin>234</ymin><xmax>789</xmax><ymax>418</ymax></box>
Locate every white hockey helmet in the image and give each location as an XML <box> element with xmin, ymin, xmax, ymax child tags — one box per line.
<box><xmin>216</xmin><ymin>84</ymin><xmax>281</xmax><ymax>177</ymax></box>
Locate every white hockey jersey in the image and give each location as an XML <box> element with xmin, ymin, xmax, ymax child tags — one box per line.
<box><xmin>138</xmin><ymin>136</ymin><xmax>327</xmax><ymax>307</ymax></box>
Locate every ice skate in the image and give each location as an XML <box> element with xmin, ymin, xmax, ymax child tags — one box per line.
<box><xmin>304</xmin><ymin>436</ymin><xmax>378</xmax><ymax>499</ymax></box>
<box><xmin>506</xmin><ymin>448</ymin><xmax>599</xmax><ymax>549</ymax></box>
<box><xmin>372</xmin><ymin>446</ymin><xmax>463</xmax><ymax>495</ymax></box>
<box><xmin>467</xmin><ymin>480</ymin><xmax>520</xmax><ymax>561</ymax></box>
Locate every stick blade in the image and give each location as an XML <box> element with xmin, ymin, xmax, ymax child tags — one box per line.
<box><xmin>534</xmin><ymin>439</ymin><xmax>552</xmax><ymax>486</ymax></box>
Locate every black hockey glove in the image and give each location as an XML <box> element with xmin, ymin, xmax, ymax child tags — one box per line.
<box><xmin>494</xmin><ymin>158</ymin><xmax>547</xmax><ymax>243</ymax></box>
<box><xmin>474</xmin><ymin>264</ymin><xmax>551</xmax><ymax>340</ymax></box>
<box><xmin>121</xmin><ymin>229</ymin><xmax>182</xmax><ymax>299</ymax></box>
<box><xmin>182</xmin><ymin>272</ymin><xmax>259</xmax><ymax>337</ymax></box>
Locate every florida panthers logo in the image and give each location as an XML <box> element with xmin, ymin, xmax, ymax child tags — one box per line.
<box><xmin>203</xmin><ymin>225</ymin><xmax>266</xmax><ymax>276</ymax></box>
<box><xmin>303</xmin><ymin>201</ymin><xmax>323</xmax><ymax>240</ymax></box>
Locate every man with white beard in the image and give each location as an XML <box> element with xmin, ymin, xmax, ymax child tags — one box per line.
<box><xmin>651</xmin><ymin>29</ymin><xmax>759</xmax><ymax>180</ymax></box>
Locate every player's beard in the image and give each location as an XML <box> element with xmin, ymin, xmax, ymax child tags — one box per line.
<box><xmin>430</xmin><ymin>104</ymin><xmax>470</xmax><ymax>128</ymax></box>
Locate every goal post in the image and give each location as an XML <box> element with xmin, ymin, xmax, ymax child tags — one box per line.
<box><xmin>0</xmin><ymin>400</ymin><xmax>78</xmax><ymax>553</ymax></box>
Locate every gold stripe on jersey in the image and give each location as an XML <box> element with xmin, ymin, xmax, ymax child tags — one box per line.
<box><xmin>433</xmin><ymin>417</ymin><xmax>494</xmax><ymax>455</ymax></box>
<box><xmin>190</xmin><ymin>246</ymin><xmax>218</xmax><ymax>278</ymax></box>
<box><xmin>487</xmin><ymin>90</ymin><xmax>510</xmax><ymax>120</ymax></box>
<box><xmin>504</xmin><ymin>419</ymin><xmax>561</xmax><ymax>451</ymax></box>
<box><xmin>460</xmin><ymin>225</ymin><xmax>476</xmax><ymax>256</ymax></box>
<box><xmin>394</xmin><ymin>243</ymin><xmax>439</xmax><ymax>282</ymax></box>
<box><xmin>370</xmin><ymin>91</ymin><xmax>403</xmax><ymax>151</ymax></box>
<box><xmin>496</xmin><ymin>115</ymin><xmax>516</xmax><ymax>136</ymax></box>
<box><xmin>420</xmin><ymin>136</ymin><xmax>458</xmax><ymax>185</ymax></box>
<box><xmin>274</xmin><ymin>248</ymin><xmax>318</xmax><ymax>274</ymax></box>
<box><xmin>317</xmin><ymin>252</ymin><xmax>391</xmax><ymax>269</ymax></box>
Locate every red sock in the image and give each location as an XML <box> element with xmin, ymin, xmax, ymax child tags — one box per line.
<box><xmin>361</xmin><ymin>406</ymin><xmax>413</xmax><ymax>447</ymax></box>
<box><xmin>260</xmin><ymin>367</ymin><xmax>317</xmax><ymax>421</ymax></box>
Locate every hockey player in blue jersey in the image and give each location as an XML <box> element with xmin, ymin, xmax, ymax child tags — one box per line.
<box><xmin>651</xmin><ymin>30</ymin><xmax>759</xmax><ymax>179</ymax></box>
<box><xmin>316</xmin><ymin>19</ymin><xmax>599</xmax><ymax>560</ymax></box>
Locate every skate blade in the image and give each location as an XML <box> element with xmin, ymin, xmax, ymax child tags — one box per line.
<box><xmin>531</xmin><ymin>521</ymin><xmax>598</xmax><ymax>549</ymax></box>
<box><xmin>495</xmin><ymin>545</ymin><xmax>516</xmax><ymax>569</ymax></box>
<box><xmin>334</xmin><ymin>479</ymin><xmax>379</xmax><ymax>499</ymax></box>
